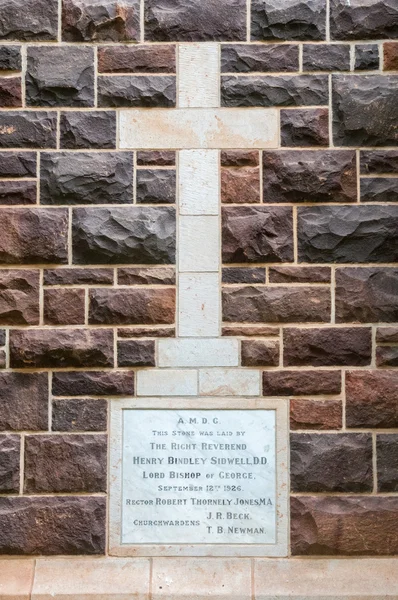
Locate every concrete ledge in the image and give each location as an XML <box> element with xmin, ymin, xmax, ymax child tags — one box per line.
<box><xmin>1</xmin><ymin>558</ymin><xmax>398</xmax><ymax>599</ymax></box>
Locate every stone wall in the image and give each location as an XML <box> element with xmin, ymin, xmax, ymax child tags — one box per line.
<box><xmin>0</xmin><ymin>0</ymin><xmax>397</xmax><ymax>557</ymax></box>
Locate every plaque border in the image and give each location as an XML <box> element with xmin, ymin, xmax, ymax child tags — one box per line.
<box><xmin>109</xmin><ymin>397</ymin><xmax>289</xmax><ymax>557</ymax></box>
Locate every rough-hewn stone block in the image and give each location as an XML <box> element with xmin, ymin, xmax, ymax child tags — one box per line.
<box><xmin>62</xmin><ymin>0</ymin><xmax>140</xmax><ymax>42</ymax></box>
<box><xmin>144</xmin><ymin>0</ymin><xmax>246</xmax><ymax>41</ymax></box>
<box><xmin>89</xmin><ymin>288</ymin><xmax>175</xmax><ymax>325</ymax></box>
<box><xmin>136</xmin><ymin>169</ymin><xmax>176</xmax><ymax>204</ymax></box>
<box><xmin>221</xmin><ymin>44</ymin><xmax>299</xmax><ymax>72</ymax></box>
<box><xmin>291</xmin><ymin>433</ymin><xmax>373</xmax><ymax>493</ymax></box>
<box><xmin>384</xmin><ymin>42</ymin><xmax>398</xmax><ymax>71</ymax></box>
<box><xmin>117</xmin><ymin>340</ymin><xmax>156</xmax><ymax>367</ymax></box>
<box><xmin>0</xmin><ymin>151</ymin><xmax>36</xmax><ymax>177</ymax></box>
<box><xmin>0</xmin><ymin>77</ymin><xmax>22</xmax><ymax>107</ymax></box>
<box><xmin>0</xmin><ymin>269</ymin><xmax>39</xmax><ymax>325</ymax></box>
<box><xmin>10</xmin><ymin>328</ymin><xmax>114</xmax><ymax>368</ymax></box>
<box><xmin>241</xmin><ymin>339</ymin><xmax>279</xmax><ymax>367</ymax></box>
<box><xmin>98</xmin><ymin>75</ymin><xmax>176</xmax><ymax>107</ymax></box>
<box><xmin>52</xmin><ymin>370</ymin><xmax>134</xmax><ymax>396</ymax></box>
<box><xmin>376</xmin><ymin>346</ymin><xmax>398</xmax><ymax>368</ymax></box>
<box><xmin>280</xmin><ymin>109</ymin><xmax>329</xmax><ymax>147</ymax></box>
<box><xmin>0</xmin><ymin>372</ymin><xmax>48</xmax><ymax>431</ymax></box>
<box><xmin>355</xmin><ymin>45</ymin><xmax>379</xmax><ymax>70</ymax></box>
<box><xmin>336</xmin><ymin>268</ymin><xmax>398</xmax><ymax>323</ymax></box>
<box><xmin>269</xmin><ymin>266</ymin><xmax>331</xmax><ymax>284</ymax></box>
<box><xmin>52</xmin><ymin>399</ymin><xmax>107</xmax><ymax>432</ymax></box>
<box><xmin>118</xmin><ymin>267</ymin><xmax>175</xmax><ymax>285</ymax></box>
<box><xmin>222</xmin><ymin>206</ymin><xmax>293</xmax><ymax>263</ymax></box>
<box><xmin>0</xmin><ymin>111</ymin><xmax>57</xmax><ymax>148</ymax></box>
<box><xmin>302</xmin><ymin>44</ymin><xmax>350</xmax><ymax>71</ymax></box>
<box><xmin>0</xmin><ymin>208</ymin><xmax>68</xmax><ymax>265</ymax></box>
<box><xmin>24</xmin><ymin>435</ymin><xmax>107</xmax><ymax>493</ymax></box>
<box><xmin>377</xmin><ymin>435</ymin><xmax>398</xmax><ymax>493</ymax></box>
<box><xmin>346</xmin><ymin>370</ymin><xmax>398</xmax><ymax>428</ymax></box>
<box><xmin>284</xmin><ymin>327</ymin><xmax>372</xmax><ymax>366</ymax></box>
<box><xmin>98</xmin><ymin>45</ymin><xmax>175</xmax><ymax>72</ymax></box>
<box><xmin>43</xmin><ymin>289</ymin><xmax>86</xmax><ymax>325</ymax></box>
<box><xmin>292</xmin><ymin>496</ymin><xmax>398</xmax><ymax>556</ymax></box>
<box><xmin>0</xmin><ymin>435</ymin><xmax>20</xmax><ymax>493</ymax></box>
<box><xmin>223</xmin><ymin>286</ymin><xmax>330</xmax><ymax>323</ymax></box>
<box><xmin>221</xmin><ymin>167</ymin><xmax>260</xmax><ymax>204</ymax></box>
<box><xmin>0</xmin><ymin>497</ymin><xmax>106</xmax><ymax>555</ymax></box>
<box><xmin>0</xmin><ymin>180</ymin><xmax>36</xmax><ymax>205</ymax></box>
<box><xmin>0</xmin><ymin>46</ymin><xmax>21</xmax><ymax>70</ymax></box>
<box><xmin>137</xmin><ymin>151</ymin><xmax>176</xmax><ymax>166</ymax></box>
<box><xmin>44</xmin><ymin>268</ymin><xmax>113</xmax><ymax>286</ymax></box>
<box><xmin>60</xmin><ymin>112</ymin><xmax>116</xmax><ymax>149</ymax></box>
<box><xmin>72</xmin><ymin>206</ymin><xmax>176</xmax><ymax>264</ymax></box>
<box><xmin>267</xmin><ymin>370</ymin><xmax>341</xmax><ymax>396</ymax></box>
<box><xmin>290</xmin><ymin>399</ymin><xmax>342</xmax><ymax>431</ymax></box>
<box><xmin>376</xmin><ymin>327</ymin><xmax>398</xmax><ymax>343</ymax></box>
<box><xmin>360</xmin><ymin>178</ymin><xmax>398</xmax><ymax>203</ymax></box>
<box><xmin>360</xmin><ymin>150</ymin><xmax>398</xmax><ymax>174</ymax></box>
<box><xmin>26</xmin><ymin>47</ymin><xmax>95</xmax><ymax>107</ymax></box>
<box><xmin>221</xmin><ymin>75</ymin><xmax>328</xmax><ymax>107</ymax></box>
<box><xmin>330</xmin><ymin>0</ymin><xmax>398</xmax><ymax>40</ymax></box>
<box><xmin>222</xmin><ymin>267</ymin><xmax>266</xmax><ymax>284</ymax></box>
<box><xmin>333</xmin><ymin>75</ymin><xmax>398</xmax><ymax>146</ymax></box>
<box><xmin>298</xmin><ymin>206</ymin><xmax>398</xmax><ymax>263</ymax></box>
<box><xmin>251</xmin><ymin>0</ymin><xmax>326</xmax><ymax>41</ymax></box>
<box><xmin>40</xmin><ymin>152</ymin><xmax>133</xmax><ymax>205</ymax></box>
<box><xmin>0</xmin><ymin>0</ymin><xmax>58</xmax><ymax>40</ymax></box>
<box><xmin>263</xmin><ymin>150</ymin><xmax>356</xmax><ymax>203</ymax></box>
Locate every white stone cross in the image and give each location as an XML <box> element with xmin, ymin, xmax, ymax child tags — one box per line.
<box><xmin>119</xmin><ymin>43</ymin><xmax>278</xmax><ymax>395</ymax></box>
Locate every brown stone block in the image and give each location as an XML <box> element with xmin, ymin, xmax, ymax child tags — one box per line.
<box><xmin>241</xmin><ymin>339</ymin><xmax>279</xmax><ymax>367</ymax></box>
<box><xmin>346</xmin><ymin>370</ymin><xmax>398</xmax><ymax>428</ymax></box>
<box><xmin>291</xmin><ymin>496</ymin><xmax>398</xmax><ymax>555</ymax></box>
<box><xmin>0</xmin><ymin>269</ymin><xmax>39</xmax><ymax>325</ymax></box>
<box><xmin>376</xmin><ymin>327</ymin><xmax>398</xmax><ymax>343</ymax></box>
<box><xmin>221</xmin><ymin>150</ymin><xmax>259</xmax><ymax>167</ymax></box>
<box><xmin>52</xmin><ymin>370</ymin><xmax>134</xmax><ymax>396</ymax></box>
<box><xmin>0</xmin><ymin>434</ymin><xmax>20</xmax><ymax>493</ymax></box>
<box><xmin>223</xmin><ymin>325</ymin><xmax>279</xmax><ymax>337</ymax></box>
<box><xmin>223</xmin><ymin>286</ymin><xmax>330</xmax><ymax>323</ymax></box>
<box><xmin>290</xmin><ymin>398</ymin><xmax>342</xmax><ymax>430</ymax></box>
<box><xmin>263</xmin><ymin>370</ymin><xmax>341</xmax><ymax>396</ymax></box>
<box><xmin>284</xmin><ymin>327</ymin><xmax>372</xmax><ymax>367</ymax></box>
<box><xmin>0</xmin><ymin>372</ymin><xmax>48</xmax><ymax>431</ymax></box>
<box><xmin>44</xmin><ymin>288</ymin><xmax>86</xmax><ymax>325</ymax></box>
<box><xmin>280</xmin><ymin>108</ymin><xmax>329</xmax><ymax>147</ymax></box>
<box><xmin>98</xmin><ymin>44</ymin><xmax>175</xmax><ymax>72</ymax></box>
<box><xmin>136</xmin><ymin>150</ymin><xmax>175</xmax><ymax>166</ymax></box>
<box><xmin>10</xmin><ymin>328</ymin><xmax>114</xmax><ymax>368</ymax></box>
<box><xmin>221</xmin><ymin>167</ymin><xmax>260</xmax><ymax>204</ymax></box>
<box><xmin>377</xmin><ymin>435</ymin><xmax>398</xmax><ymax>493</ymax></box>
<box><xmin>24</xmin><ymin>434</ymin><xmax>107</xmax><ymax>493</ymax></box>
<box><xmin>118</xmin><ymin>326</ymin><xmax>175</xmax><ymax>338</ymax></box>
<box><xmin>52</xmin><ymin>398</ymin><xmax>107</xmax><ymax>432</ymax></box>
<box><xmin>118</xmin><ymin>266</ymin><xmax>175</xmax><ymax>285</ymax></box>
<box><xmin>222</xmin><ymin>206</ymin><xmax>293</xmax><ymax>264</ymax></box>
<box><xmin>291</xmin><ymin>433</ymin><xmax>373</xmax><ymax>493</ymax></box>
<box><xmin>0</xmin><ymin>208</ymin><xmax>68</xmax><ymax>265</ymax></box>
<box><xmin>0</xmin><ymin>496</ymin><xmax>105</xmax><ymax>554</ymax></box>
<box><xmin>0</xmin><ymin>76</ymin><xmax>22</xmax><ymax>107</ymax></box>
<box><xmin>222</xmin><ymin>267</ymin><xmax>266</xmax><ymax>284</ymax></box>
<box><xmin>336</xmin><ymin>268</ymin><xmax>398</xmax><ymax>323</ymax></box>
<box><xmin>269</xmin><ymin>266</ymin><xmax>331</xmax><ymax>284</ymax></box>
<box><xmin>384</xmin><ymin>42</ymin><xmax>398</xmax><ymax>71</ymax></box>
<box><xmin>44</xmin><ymin>268</ymin><xmax>114</xmax><ymax>286</ymax></box>
<box><xmin>117</xmin><ymin>339</ymin><xmax>155</xmax><ymax>367</ymax></box>
<box><xmin>89</xmin><ymin>288</ymin><xmax>175</xmax><ymax>325</ymax></box>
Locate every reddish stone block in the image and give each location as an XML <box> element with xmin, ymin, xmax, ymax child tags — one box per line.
<box><xmin>89</xmin><ymin>288</ymin><xmax>176</xmax><ymax>325</ymax></box>
<box><xmin>269</xmin><ymin>266</ymin><xmax>331</xmax><ymax>284</ymax></box>
<box><xmin>98</xmin><ymin>45</ymin><xmax>176</xmax><ymax>72</ymax></box>
<box><xmin>43</xmin><ymin>268</ymin><xmax>114</xmax><ymax>286</ymax></box>
<box><xmin>24</xmin><ymin>434</ymin><xmax>107</xmax><ymax>493</ymax></box>
<box><xmin>0</xmin><ymin>496</ymin><xmax>105</xmax><ymax>555</ymax></box>
<box><xmin>118</xmin><ymin>326</ymin><xmax>175</xmax><ymax>338</ymax></box>
<box><xmin>241</xmin><ymin>339</ymin><xmax>279</xmax><ymax>367</ymax></box>
<box><xmin>52</xmin><ymin>399</ymin><xmax>107</xmax><ymax>432</ymax></box>
<box><xmin>290</xmin><ymin>398</ymin><xmax>342</xmax><ymax>431</ymax></box>
<box><xmin>0</xmin><ymin>269</ymin><xmax>39</xmax><ymax>325</ymax></box>
<box><xmin>52</xmin><ymin>370</ymin><xmax>134</xmax><ymax>396</ymax></box>
<box><xmin>291</xmin><ymin>433</ymin><xmax>373</xmax><ymax>493</ymax></box>
<box><xmin>346</xmin><ymin>370</ymin><xmax>398</xmax><ymax>428</ymax></box>
<box><xmin>136</xmin><ymin>151</ymin><xmax>175</xmax><ymax>166</ymax></box>
<box><xmin>118</xmin><ymin>267</ymin><xmax>175</xmax><ymax>285</ymax></box>
<box><xmin>263</xmin><ymin>370</ymin><xmax>341</xmax><ymax>396</ymax></box>
<box><xmin>44</xmin><ymin>289</ymin><xmax>86</xmax><ymax>325</ymax></box>
<box><xmin>221</xmin><ymin>167</ymin><xmax>260</xmax><ymax>204</ymax></box>
<box><xmin>0</xmin><ymin>77</ymin><xmax>21</xmax><ymax>107</ymax></box>
<box><xmin>284</xmin><ymin>327</ymin><xmax>372</xmax><ymax>367</ymax></box>
<box><xmin>0</xmin><ymin>372</ymin><xmax>48</xmax><ymax>431</ymax></box>
<box><xmin>376</xmin><ymin>327</ymin><xmax>398</xmax><ymax>343</ymax></box>
<box><xmin>291</xmin><ymin>496</ymin><xmax>398</xmax><ymax>556</ymax></box>
<box><xmin>10</xmin><ymin>328</ymin><xmax>114</xmax><ymax>368</ymax></box>
<box><xmin>0</xmin><ymin>435</ymin><xmax>20</xmax><ymax>493</ymax></box>
<box><xmin>221</xmin><ymin>150</ymin><xmax>259</xmax><ymax>167</ymax></box>
<box><xmin>223</xmin><ymin>325</ymin><xmax>279</xmax><ymax>337</ymax></box>
<box><xmin>384</xmin><ymin>42</ymin><xmax>398</xmax><ymax>71</ymax></box>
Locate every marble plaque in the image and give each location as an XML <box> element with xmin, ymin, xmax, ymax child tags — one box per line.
<box><xmin>122</xmin><ymin>409</ymin><xmax>276</xmax><ymax>545</ymax></box>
